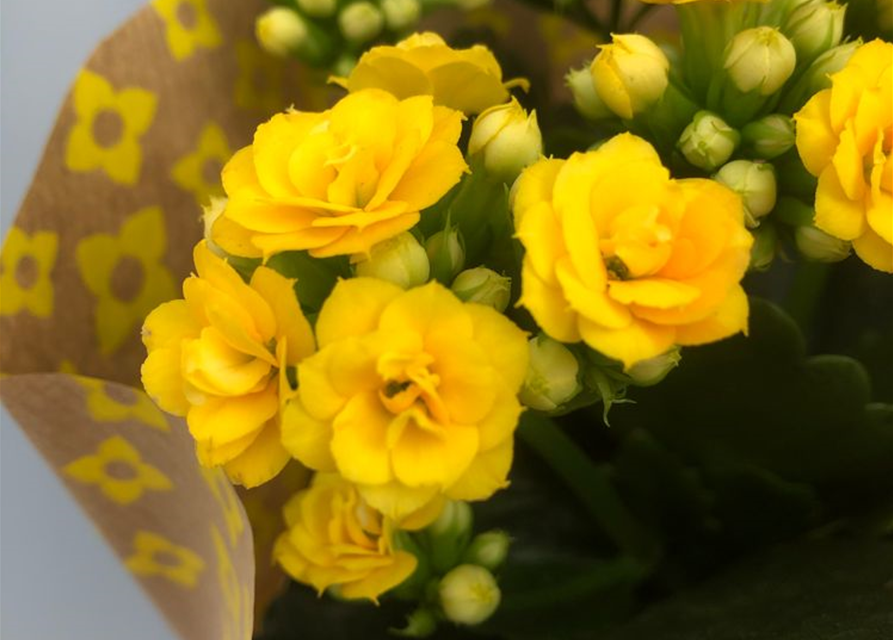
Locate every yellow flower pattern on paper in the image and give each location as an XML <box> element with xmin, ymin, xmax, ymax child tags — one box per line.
<box><xmin>76</xmin><ymin>206</ymin><xmax>176</xmax><ymax>355</ymax></box>
<box><xmin>0</xmin><ymin>227</ymin><xmax>58</xmax><ymax>318</ymax></box>
<box><xmin>153</xmin><ymin>0</ymin><xmax>222</xmax><ymax>61</ymax></box>
<box><xmin>235</xmin><ymin>40</ymin><xmax>284</xmax><ymax>115</ymax></box>
<box><xmin>75</xmin><ymin>376</ymin><xmax>170</xmax><ymax>432</ymax></box>
<box><xmin>64</xmin><ymin>436</ymin><xmax>173</xmax><ymax>505</ymax></box>
<box><xmin>126</xmin><ymin>530</ymin><xmax>206</xmax><ymax>588</ymax></box>
<box><xmin>201</xmin><ymin>467</ymin><xmax>246</xmax><ymax>547</ymax></box>
<box><xmin>171</xmin><ymin>122</ymin><xmax>232</xmax><ymax>205</ymax></box>
<box><xmin>65</xmin><ymin>69</ymin><xmax>157</xmax><ymax>186</ymax></box>
<box><xmin>211</xmin><ymin>525</ymin><xmax>252</xmax><ymax>640</ymax></box>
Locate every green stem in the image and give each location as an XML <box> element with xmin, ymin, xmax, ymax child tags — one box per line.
<box><xmin>785</xmin><ymin>261</ymin><xmax>831</xmax><ymax>336</ymax></box>
<box><xmin>517</xmin><ymin>413</ymin><xmax>661</xmax><ymax>566</ymax></box>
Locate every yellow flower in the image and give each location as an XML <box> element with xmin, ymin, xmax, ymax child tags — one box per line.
<box><xmin>331</xmin><ymin>32</ymin><xmax>527</xmax><ymax>115</ymax></box>
<box><xmin>153</xmin><ymin>0</ymin><xmax>222</xmax><ymax>61</ymax></box>
<box><xmin>212</xmin><ymin>89</ymin><xmax>467</xmax><ymax>259</ymax></box>
<box><xmin>794</xmin><ymin>39</ymin><xmax>893</xmax><ymax>273</ymax></box>
<box><xmin>274</xmin><ymin>473</ymin><xmax>440</xmax><ymax>601</ymax></box>
<box><xmin>0</xmin><ymin>227</ymin><xmax>57</xmax><ymax>318</ymax></box>
<box><xmin>76</xmin><ymin>206</ymin><xmax>177</xmax><ymax>355</ymax></box>
<box><xmin>171</xmin><ymin>122</ymin><xmax>232</xmax><ymax>205</ymax></box>
<box><xmin>65</xmin><ymin>69</ymin><xmax>157</xmax><ymax>186</ymax></box>
<box><xmin>125</xmin><ymin>531</ymin><xmax>205</xmax><ymax>588</ymax></box>
<box><xmin>513</xmin><ymin>133</ymin><xmax>753</xmax><ymax>369</ymax></box>
<box><xmin>140</xmin><ymin>241</ymin><xmax>316</xmax><ymax>487</ymax></box>
<box><xmin>64</xmin><ymin>435</ymin><xmax>173</xmax><ymax>505</ymax></box>
<box><xmin>281</xmin><ymin>278</ymin><xmax>529</xmax><ymax>519</ymax></box>
<box><xmin>590</xmin><ymin>33</ymin><xmax>669</xmax><ymax>120</ymax></box>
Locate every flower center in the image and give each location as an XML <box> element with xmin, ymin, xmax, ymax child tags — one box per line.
<box><xmin>601</xmin><ymin>204</ymin><xmax>674</xmax><ymax>279</ymax></box>
<box><xmin>377</xmin><ymin>351</ymin><xmax>449</xmax><ymax>425</ymax></box>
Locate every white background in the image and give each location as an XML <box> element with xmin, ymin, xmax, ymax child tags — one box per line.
<box><xmin>1</xmin><ymin>1</ymin><xmax>177</xmax><ymax>637</ymax></box>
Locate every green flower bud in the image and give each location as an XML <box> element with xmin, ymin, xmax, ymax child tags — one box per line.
<box><xmin>565</xmin><ymin>65</ymin><xmax>614</xmax><ymax>121</ymax></box>
<box><xmin>468</xmin><ymin>98</ymin><xmax>543</xmax><ymax>183</ymax></box>
<box><xmin>463</xmin><ymin>530</ymin><xmax>510</xmax><ymax>571</ymax></box>
<box><xmin>450</xmin><ymin>268</ymin><xmax>511</xmax><ymax>312</ymax></box>
<box><xmin>723</xmin><ymin>27</ymin><xmax>796</xmax><ymax>96</ymax></box>
<box><xmin>626</xmin><ymin>347</ymin><xmax>680</xmax><ymax>387</ymax></box>
<box><xmin>338</xmin><ymin>2</ymin><xmax>384</xmax><ymax>44</ymax></box>
<box><xmin>519</xmin><ymin>335</ymin><xmax>581</xmax><ymax>411</ymax></box>
<box><xmin>782</xmin><ymin>1</ymin><xmax>845</xmax><ymax>62</ymax></box>
<box><xmin>255</xmin><ymin>8</ymin><xmax>309</xmax><ymax>58</ymax></box>
<box><xmin>296</xmin><ymin>0</ymin><xmax>338</xmax><ymax>18</ymax></box>
<box><xmin>382</xmin><ymin>0</ymin><xmax>421</xmax><ymax>30</ymax></box>
<box><xmin>426</xmin><ymin>228</ymin><xmax>465</xmax><ymax>282</ymax></box>
<box><xmin>202</xmin><ymin>196</ymin><xmax>228</xmax><ymax>257</ymax></box>
<box><xmin>354</xmin><ymin>232</ymin><xmax>430</xmax><ymax>288</ymax></box>
<box><xmin>798</xmin><ymin>38</ymin><xmax>861</xmax><ymax>94</ymax></box>
<box><xmin>394</xmin><ymin>607</ymin><xmax>438</xmax><ymax>638</ymax></box>
<box><xmin>439</xmin><ymin>565</ymin><xmax>501</xmax><ymax>626</ymax></box>
<box><xmin>714</xmin><ymin>160</ymin><xmax>777</xmax><ymax>227</ymax></box>
<box><xmin>741</xmin><ymin>114</ymin><xmax>796</xmax><ymax>160</ymax></box>
<box><xmin>749</xmin><ymin>223</ymin><xmax>778</xmax><ymax>271</ymax></box>
<box><xmin>795</xmin><ymin>223</ymin><xmax>851</xmax><ymax>262</ymax></box>
<box><xmin>591</xmin><ymin>33</ymin><xmax>669</xmax><ymax>120</ymax></box>
<box><xmin>426</xmin><ymin>500</ymin><xmax>473</xmax><ymax>573</ymax></box>
<box><xmin>677</xmin><ymin>110</ymin><xmax>740</xmax><ymax>171</ymax></box>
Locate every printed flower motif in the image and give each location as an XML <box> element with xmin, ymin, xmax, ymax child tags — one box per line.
<box><xmin>0</xmin><ymin>227</ymin><xmax>57</xmax><ymax>318</ymax></box>
<box><xmin>513</xmin><ymin>133</ymin><xmax>753</xmax><ymax>368</ymax></box>
<box><xmin>235</xmin><ymin>40</ymin><xmax>285</xmax><ymax>115</ymax></box>
<box><xmin>76</xmin><ymin>206</ymin><xmax>176</xmax><ymax>355</ymax></box>
<box><xmin>274</xmin><ymin>473</ymin><xmax>441</xmax><ymax>601</ymax></box>
<box><xmin>153</xmin><ymin>0</ymin><xmax>222</xmax><ymax>61</ymax></box>
<box><xmin>332</xmin><ymin>32</ymin><xmax>527</xmax><ymax>115</ymax></box>
<box><xmin>64</xmin><ymin>436</ymin><xmax>173</xmax><ymax>505</ymax></box>
<box><xmin>141</xmin><ymin>241</ymin><xmax>316</xmax><ymax>487</ymax></box>
<box><xmin>794</xmin><ymin>39</ymin><xmax>893</xmax><ymax>273</ymax></box>
<box><xmin>64</xmin><ymin>69</ymin><xmax>157</xmax><ymax>186</ymax></box>
<box><xmin>281</xmin><ymin>279</ymin><xmax>529</xmax><ymax>519</ymax></box>
<box><xmin>171</xmin><ymin>122</ymin><xmax>232</xmax><ymax>205</ymax></box>
<box><xmin>125</xmin><ymin>531</ymin><xmax>205</xmax><ymax>588</ymax></box>
<box><xmin>212</xmin><ymin>88</ymin><xmax>467</xmax><ymax>259</ymax></box>
<box><xmin>201</xmin><ymin>467</ymin><xmax>246</xmax><ymax>547</ymax></box>
<box><xmin>76</xmin><ymin>376</ymin><xmax>170</xmax><ymax>432</ymax></box>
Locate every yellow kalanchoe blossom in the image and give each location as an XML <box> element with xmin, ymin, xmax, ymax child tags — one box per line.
<box><xmin>332</xmin><ymin>32</ymin><xmax>527</xmax><ymax>115</ymax></box>
<box><xmin>281</xmin><ymin>278</ymin><xmax>529</xmax><ymax>519</ymax></box>
<box><xmin>794</xmin><ymin>39</ymin><xmax>893</xmax><ymax>273</ymax></box>
<box><xmin>514</xmin><ymin>133</ymin><xmax>753</xmax><ymax>368</ymax></box>
<box><xmin>141</xmin><ymin>241</ymin><xmax>316</xmax><ymax>487</ymax></box>
<box><xmin>212</xmin><ymin>88</ymin><xmax>466</xmax><ymax>259</ymax></box>
<box><xmin>275</xmin><ymin>473</ymin><xmax>442</xmax><ymax>601</ymax></box>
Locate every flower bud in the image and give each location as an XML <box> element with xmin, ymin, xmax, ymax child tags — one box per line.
<box><xmin>626</xmin><ymin>348</ymin><xmax>680</xmax><ymax>387</ymax></box>
<box><xmin>714</xmin><ymin>160</ymin><xmax>777</xmax><ymax>227</ymax></box>
<box><xmin>741</xmin><ymin>114</ymin><xmax>795</xmax><ymax>160</ymax></box>
<box><xmin>439</xmin><ymin>565</ymin><xmax>501</xmax><ymax>626</ymax></box>
<box><xmin>450</xmin><ymin>268</ymin><xmax>511</xmax><ymax>312</ymax></box>
<box><xmin>463</xmin><ymin>530</ymin><xmax>510</xmax><ymax>571</ymax></box>
<box><xmin>382</xmin><ymin>0</ymin><xmax>421</xmax><ymax>30</ymax></box>
<box><xmin>591</xmin><ymin>33</ymin><xmax>670</xmax><ymax>120</ymax></box>
<box><xmin>783</xmin><ymin>1</ymin><xmax>845</xmax><ymax>62</ymax></box>
<box><xmin>202</xmin><ymin>196</ymin><xmax>228</xmax><ymax>257</ymax></box>
<box><xmin>798</xmin><ymin>39</ymin><xmax>861</xmax><ymax>94</ymax></box>
<box><xmin>255</xmin><ymin>8</ymin><xmax>308</xmax><ymax>58</ymax></box>
<box><xmin>749</xmin><ymin>223</ymin><xmax>778</xmax><ymax>271</ymax></box>
<box><xmin>296</xmin><ymin>0</ymin><xmax>338</xmax><ymax>18</ymax></box>
<box><xmin>723</xmin><ymin>27</ymin><xmax>796</xmax><ymax>95</ymax></box>
<box><xmin>468</xmin><ymin>98</ymin><xmax>543</xmax><ymax>183</ymax></box>
<box><xmin>519</xmin><ymin>335</ymin><xmax>581</xmax><ymax>411</ymax></box>
<box><xmin>677</xmin><ymin>110</ymin><xmax>740</xmax><ymax>171</ymax></box>
<box><xmin>566</xmin><ymin>65</ymin><xmax>614</xmax><ymax>121</ymax></box>
<box><xmin>426</xmin><ymin>228</ymin><xmax>465</xmax><ymax>282</ymax></box>
<box><xmin>795</xmin><ymin>223</ymin><xmax>851</xmax><ymax>262</ymax></box>
<box><xmin>426</xmin><ymin>500</ymin><xmax>474</xmax><ymax>573</ymax></box>
<box><xmin>354</xmin><ymin>232</ymin><xmax>430</xmax><ymax>288</ymax></box>
<box><xmin>396</xmin><ymin>607</ymin><xmax>438</xmax><ymax>638</ymax></box>
<box><xmin>338</xmin><ymin>2</ymin><xmax>384</xmax><ymax>45</ymax></box>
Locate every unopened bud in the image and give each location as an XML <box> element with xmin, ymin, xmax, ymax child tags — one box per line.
<box><xmin>741</xmin><ymin>114</ymin><xmax>795</xmax><ymax>159</ymax></box>
<box><xmin>626</xmin><ymin>348</ymin><xmax>680</xmax><ymax>387</ymax></box>
<box><xmin>382</xmin><ymin>0</ymin><xmax>421</xmax><ymax>30</ymax></box>
<box><xmin>677</xmin><ymin>110</ymin><xmax>740</xmax><ymax>171</ymax></box>
<box><xmin>795</xmin><ymin>224</ymin><xmax>851</xmax><ymax>262</ymax></box>
<box><xmin>724</xmin><ymin>27</ymin><xmax>796</xmax><ymax>95</ymax></box>
<box><xmin>296</xmin><ymin>0</ymin><xmax>338</xmax><ymax>18</ymax></box>
<box><xmin>469</xmin><ymin>98</ymin><xmax>543</xmax><ymax>183</ymax></box>
<box><xmin>338</xmin><ymin>2</ymin><xmax>384</xmax><ymax>44</ymax></box>
<box><xmin>799</xmin><ymin>39</ymin><xmax>861</xmax><ymax>94</ymax></box>
<box><xmin>202</xmin><ymin>196</ymin><xmax>228</xmax><ymax>257</ymax></box>
<box><xmin>426</xmin><ymin>228</ymin><xmax>465</xmax><ymax>282</ymax></box>
<box><xmin>519</xmin><ymin>335</ymin><xmax>581</xmax><ymax>411</ymax></box>
<box><xmin>566</xmin><ymin>65</ymin><xmax>614</xmax><ymax>120</ymax></box>
<box><xmin>451</xmin><ymin>268</ymin><xmax>511</xmax><ymax>312</ymax></box>
<box><xmin>783</xmin><ymin>1</ymin><xmax>845</xmax><ymax>62</ymax></box>
<box><xmin>714</xmin><ymin>160</ymin><xmax>777</xmax><ymax>227</ymax></box>
<box><xmin>354</xmin><ymin>232</ymin><xmax>430</xmax><ymax>288</ymax></box>
<box><xmin>426</xmin><ymin>500</ymin><xmax>473</xmax><ymax>573</ymax></box>
<box><xmin>591</xmin><ymin>33</ymin><xmax>669</xmax><ymax>120</ymax></box>
<box><xmin>463</xmin><ymin>530</ymin><xmax>510</xmax><ymax>571</ymax></box>
<box><xmin>439</xmin><ymin>565</ymin><xmax>501</xmax><ymax>626</ymax></box>
<box><xmin>255</xmin><ymin>8</ymin><xmax>308</xmax><ymax>58</ymax></box>
<box><xmin>395</xmin><ymin>607</ymin><xmax>438</xmax><ymax>638</ymax></box>
<box><xmin>749</xmin><ymin>223</ymin><xmax>779</xmax><ymax>271</ymax></box>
